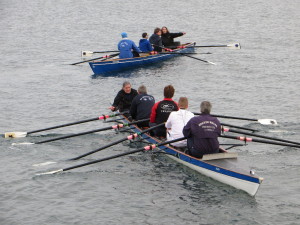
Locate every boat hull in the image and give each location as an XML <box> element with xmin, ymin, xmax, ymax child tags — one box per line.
<box><xmin>119</xmin><ymin>115</ymin><xmax>263</xmax><ymax>196</ymax></box>
<box><xmin>89</xmin><ymin>43</ymin><xmax>195</xmax><ymax>75</ymax></box>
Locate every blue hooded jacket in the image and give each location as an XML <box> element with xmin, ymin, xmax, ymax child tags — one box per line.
<box><xmin>139</xmin><ymin>39</ymin><xmax>153</xmax><ymax>52</ymax></box>
<box><xmin>118</xmin><ymin>39</ymin><xmax>141</xmax><ymax>59</ymax></box>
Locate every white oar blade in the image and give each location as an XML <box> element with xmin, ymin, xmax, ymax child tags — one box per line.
<box><xmin>81</xmin><ymin>51</ymin><xmax>93</xmax><ymax>57</ymax></box>
<box><xmin>258</xmin><ymin>119</ymin><xmax>278</xmax><ymax>125</ymax></box>
<box><xmin>32</xmin><ymin>161</ymin><xmax>57</xmax><ymax>167</ymax></box>
<box><xmin>208</xmin><ymin>61</ymin><xmax>216</xmax><ymax>65</ymax></box>
<box><xmin>4</xmin><ymin>132</ymin><xmax>27</xmax><ymax>138</ymax></box>
<box><xmin>228</xmin><ymin>43</ymin><xmax>241</xmax><ymax>49</ymax></box>
<box><xmin>12</xmin><ymin>142</ymin><xmax>34</xmax><ymax>146</ymax></box>
<box><xmin>36</xmin><ymin>169</ymin><xmax>63</xmax><ymax>176</ymax></box>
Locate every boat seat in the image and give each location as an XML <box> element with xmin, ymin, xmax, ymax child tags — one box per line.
<box><xmin>202</xmin><ymin>152</ymin><xmax>238</xmax><ymax>161</ymax></box>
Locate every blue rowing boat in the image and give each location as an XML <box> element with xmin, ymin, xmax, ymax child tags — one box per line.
<box><xmin>89</xmin><ymin>42</ymin><xmax>195</xmax><ymax>75</ymax></box>
<box><xmin>119</xmin><ymin>115</ymin><xmax>263</xmax><ymax>196</ymax></box>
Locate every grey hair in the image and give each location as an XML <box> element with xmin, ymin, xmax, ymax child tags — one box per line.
<box><xmin>122</xmin><ymin>81</ymin><xmax>131</xmax><ymax>87</ymax></box>
<box><xmin>138</xmin><ymin>85</ymin><xmax>147</xmax><ymax>94</ymax></box>
<box><xmin>200</xmin><ymin>101</ymin><xmax>212</xmax><ymax>114</ymax></box>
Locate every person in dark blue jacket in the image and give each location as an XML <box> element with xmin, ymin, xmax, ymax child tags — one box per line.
<box><xmin>139</xmin><ymin>33</ymin><xmax>153</xmax><ymax>52</ymax></box>
<box><xmin>118</xmin><ymin>32</ymin><xmax>141</xmax><ymax>59</ymax></box>
<box><xmin>130</xmin><ymin>85</ymin><xmax>155</xmax><ymax>128</ymax></box>
<box><xmin>149</xmin><ymin>28</ymin><xmax>163</xmax><ymax>52</ymax></box>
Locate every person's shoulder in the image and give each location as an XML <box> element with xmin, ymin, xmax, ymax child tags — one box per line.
<box><xmin>131</xmin><ymin>88</ymin><xmax>138</xmax><ymax>94</ymax></box>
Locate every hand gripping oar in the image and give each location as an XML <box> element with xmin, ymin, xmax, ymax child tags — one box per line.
<box><xmin>36</xmin><ymin>137</ymin><xmax>186</xmax><ymax>175</ymax></box>
<box><xmin>220</xmin><ymin>135</ymin><xmax>300</xmax><ymax>148</ymax></box>
<box><xmin>12</xmin><ymin>119</ymin><xmax>149</xmax><ymax>145</ymax></box>
<box><xmin>222</xmin><ymin>127</ymin><xmax>300</xmax><ymax>146</ymax></box>
<box><xmin>193</xmin><ymin>113</ymin><xmax>277</xmax><ymax>125</ymax></box>
<box><xmin>4</xmin><ymin>113</ymin><xmax>123</xmax><ymax>138</ymax></box>
<box><xmin>71</xmin><ymin>53</ymin><xmax>119</xmax><ymax>65</ymax></box>
<box><xmin>70</xmin><ymin>123</ymin><xmax>165</xmax><ymax>160</ymax></box>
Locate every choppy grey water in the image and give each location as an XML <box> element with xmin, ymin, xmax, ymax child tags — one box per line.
<box><xmin>1</xmin><ymin>0</ymin><xmax>299</xmax><ymax>224</ymax></box>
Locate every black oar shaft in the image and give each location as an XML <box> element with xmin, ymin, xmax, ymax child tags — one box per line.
<box><xmin>211</xmin><ymin>114</ymin><xmax>257</xmax><ymax>121</ymax></box>
<box><xmin>70</xmin><ymin>122</ymin><xmax>163</xmax><ymax>160</ymax></box>
<box><xmin>62</xmin><ymin>137</ymin><xmax>186</xmax><ymax>172</ymax></box>
<box><xmin>182</xmin><ymin>53</ymin><xmax>212</xmax><ymax>63</ymax></box>
<box><xmin>35</xmin><ymin>118</ymin><xmax>149</xmax><ymax>145</ymax></box>
<box><xmin>27</xmin><ymin>117</ymin><xmax>99</xmax><ymax>135</ymax></box>
<box><xmin>224</xmin><ymin>128</ymin><xmax>300</xmax><ymax>146</ymax></box>
<box><xmin>221</xmin><ymin>135</ymin><xmax>300</xmax><ymax>148</ymax></box>
<box><xmin>71</xmin><ymin>53</ymin><xmax>119</xmax><ymax>65</ymax></box>
<box><xmin>221</xmin><ymin>123</ymin><xmax>258</xmax><ymax>132</ymax></box>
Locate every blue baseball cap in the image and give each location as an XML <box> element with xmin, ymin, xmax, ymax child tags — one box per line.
<box><xmin>121</xmin><ymin>32</ymin><xmax>128</xmax><ymax>38</ymax></box>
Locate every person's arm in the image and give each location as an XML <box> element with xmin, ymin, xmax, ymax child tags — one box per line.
<box><xmin>165</xmin><ymin>113</ymin><xmax>173</xmax><ymax>129</ymax></box>
<box><xmin>109</xmin><ymin>91</ymin><xmax>122</xmax><ymax>111</ymax></box>
<box><xmin>132</xmin><ymin>41</ymin><xmax>141</xmax><ymax>53</ymax></box>
<box><xmin>170</xmin><ymin>32</ymin><xmax>185</xmax><ymax>38</ymax></box>
<box><xmin>183</xmin><ymin>119</ymin><xmax>192</xmax><ymax>138</ymax></box>
<box><xmin>150</xmin><ymin>102</ymin><xmax>159</xmax><ymax>123</ymax></box>
<box><xmin>130</xmin><ymin>97</ymin><xmax>137</xmax><ymax>119</ymax></box>
<box><xmin>147</xmin><ymin>41</ymin><xmax>153</xmax><ymax>51</ymax></box>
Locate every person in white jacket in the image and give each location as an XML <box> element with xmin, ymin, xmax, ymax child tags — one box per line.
<box><xmin>165</xmin><ymin>97</ymin><xmax>194</xmax><ymax>148</ymax></box>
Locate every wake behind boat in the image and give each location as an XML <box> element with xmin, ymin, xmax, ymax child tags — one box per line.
<box><xmin>88</xmin><ymin>42</ymin><xmax>196</xmax><ymax>75</ymax></box>
<box><xmin>119</xmin><ymin>114</ymin><xmax>264</xmax><ymax>196</ymax></box>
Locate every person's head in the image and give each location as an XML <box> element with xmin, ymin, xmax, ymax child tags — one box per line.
<box><xmin>121</xmin><ymin>32</ymin><xmax>128</xmax><ymax>38</ymax></box>
<box><xmin>164</xmin><ymin>85</ymin><xmax>175</xmax><ymax>98</ymax></box>
<box><xmin>178</xmin><ymin>97</ymin><xmax>188</xmax><ymax>109</ymax></box>
<box><xmin>142</xmin><ymin>32</ymin><xmax>148</xmax><ymax>39</ymax></box>
<box><xmin>161</xmin><ymin>26</ymin><xmax>169</xmax><ymax>34</ymax></box>
<box><xmin>154</xmin><ymin>27</ymin><xmax>161</xmax><ymax>36</ymax></box>
<box><xmin>138</xmin><ymin>85</ymin><xmax>147</xmax><ymax>94</ymax></box>
<box><xmin>200</xmin><ymin>101</ymin><xmax>212</xmax><ymax>114</ymax></box>
<box><xmin>122</xmin><ymin>81</ymin><xmax>132</xmax><ymax>93</ymax></box>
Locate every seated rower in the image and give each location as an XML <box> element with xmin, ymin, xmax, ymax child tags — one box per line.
<box><xmin>165</xmin><ymin>97</ymin><xmax>194</xmax><ymax>150</ymax></box>
<box><xmin>139</xmin><ymin>32</ymin><xmax>153</xmax><ymax>54</ymax></box>
<box><xmin>149</xmin><ymin>27</ymin><xmax>163</xmax><ymax>52</ymax></box>
<box><xmin>183</xmin><ymin>101</ymin><xmax>221</xmax><ymax>158</ymax></box>
<box><xmin>130</xmin><ymin>85</ymin><xmax>155</xmax><ymax>128</ymax></box>
<box><xmin>161</xmin><ymin>26</ymin><xmax>186</xmax><ymax>48</ymax></box>
<box><xmin>118</xmin><ymin>32</ymin><xmax>141</xmax><ymax>59</ymax></box>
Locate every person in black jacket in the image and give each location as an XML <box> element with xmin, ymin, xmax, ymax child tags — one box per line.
<box><xmin>161</xmin><ymin>26</ymin><xmax>186</xmax><ymax>48</ymax></box>
<box><xmin>130</xmin><ymin>85</ymin><xmax>155</xmax><ymax>128</ymax></box>
<box><xmin>149</xmin><ymin>27</ymin><xmax>163</xmax><ymax>52</ymax></box>
<box><xmin>109</xmin><ymin>81</ymin><xmax>138</xmax><ymax>113</ymax></box>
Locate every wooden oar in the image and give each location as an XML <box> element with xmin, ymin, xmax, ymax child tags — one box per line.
<box><xmin>70</xmin><ymin>123</ymin><xmax>165</xmax><ymax>160</ymax></box>
<box><xmin>3</xmin><ymin>113</ymin><xmax>124</xmax><ymax>138</ymax></box>
<box><xmin>222</xmin><ymin>127</ymin><xmax>300</xmax><ymax>146</ymax></box>
<box><xmin>220</xmin><ymin>135</ymin><xmax>300</xmax><ymax>148</ymax></box>
<box><xmin>36</xmin><ymin>137</ymin><xmax>186</xmax><ymax>175</ymax></box>
<box><xmin>71</xmin><ymin>53</ymin><xmax>119</xmax><ymax>65</ymax></box>
<box><xmin>12</xmin><ymin>119</ymin><xmax>149</xmax><ymax>145</ymax></box>
<box><xmin>193</xmin><ymin>113</ymin><xmax>277</xmax><ymax>125</ymax></box>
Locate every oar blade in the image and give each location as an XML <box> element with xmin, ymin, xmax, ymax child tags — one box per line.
<box><xmin>228</xmin><ymin>43</ymin><xmax>241</xmax><ymax>49</ymax></box>
<box><xmin>81</xmin><ymin>51</ymin><xmax>93</xmax><ymax>57</ymax></box>
<box><xmin>258</xmin><ymin>119</ymin><xmax>278</xmax><ymax>125</ymax></box>
<box><xmin>4</xmin><ymin>132</ymin><xmax>27</xmax><ymax>138</ymax></box>
<box><xmin>36</xmin><ymin>169</ymin><xmax>63</xmax><ymax>176</ymax></box>
<box><xmin>12</xmin><ymin>142</ymin><xmax>34</xmax><ymax>146</ymax></box>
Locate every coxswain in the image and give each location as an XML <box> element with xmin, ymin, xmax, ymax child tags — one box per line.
<box><xmin>118</xmin><ymin>32</ymin><xmax>141</xmax><ymax>59</ymax></box>
<box><xmin>150</xmin><ymin>85</ymin><xmax>179</xmax><ymax>138</ymax></box>
<box><xmin>130</xmin><ymin>85</ymin><xmax>155</xmax><ymax>128</ymax></box>
<box><xmin>109</xmin><ymin>81</ymin><xmax>138</xmax><ymax>114</ymax></box>
<box><xmin>183</xmin><ymin>101</ymin><xmax>221</xmax><ymax>158</ymax></box>
<box><xmin>161</xmin><ymin>26</ymin><xmax>186</xmax><ymax>48</ymax></box>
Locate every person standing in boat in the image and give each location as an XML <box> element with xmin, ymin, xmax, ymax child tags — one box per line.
<box><xmin>183</xmin><ymin>101</ymin><xmax>221</xmax><ymax>158</ymax></box>
<box><xmin>109</xmin><ymin>81</ymin><xmax>138</xmax><ymax>113</ymax></box>
<box><xmin>150</xmin><ymin>85</ymin><xmax>179</xmax><ymax>138</ymax></box>
<box><xmin>130</xmin><ymin>85</ymin><xmax>155</xmax><ymax>128</ymax></box>
<box><xmin>165</xmin><ymin>97</ymin><xmax>194</xmax><ymax>149</ymax></box>
<box><xmin>118</xmin><ymin>32</ymin><xmax>141</xmax><ymax>59</ymax></box>
<box><xmin>139</xmin><ymin>33</ymin><xmax>153</xmax><ymax>53</ymax></box>
<box><xmin>149</xmin><ymin>28</ymin><xmax>163</xmax><ymax>52</ymax></box>
<box><xmin>161</xmin><ymin>26</ymin><xmax>186</xmax><ymax>48</ymax></box>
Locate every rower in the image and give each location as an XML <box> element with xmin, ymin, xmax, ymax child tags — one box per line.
<box><xmin>165</xmin><ymin>97</ymin><xmax>194</xmax><ymax>149</ymax></box>
<box><xmin>150</xmin><ymin>85</ymin><xmax>179</xmax><ymax>138</ymax></box>
<box><xmin>130</xmin><ymin>85</ymin><xmax>155</xmax><ymax>128</ymax></box>
<box><xmin>118</xmin><ymin>32</ymin><xmax>141</xmax><ymax>59</ymax></box>
<box><xmin>183</xmin><ymin>101</ymin><xmax>221</xmax><ymax>158</ymax></box>
<box><xmin>149</xmin><ymin>28</ymin><xmax>163</xmax><ymax>52</ymax></box>
<box><xmin>109</xmin><ymin>81</ymin><xmax>138</xmax><ymax>115</ymax></box>
<box><xmin>139</xmin><ymin>32</ymin><xmax>153</xmax><ymax>53</ymax></box>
